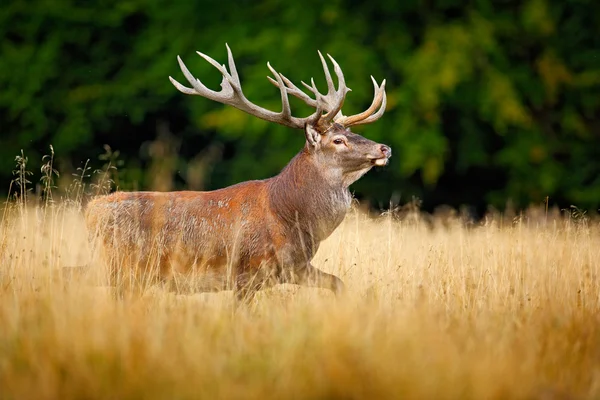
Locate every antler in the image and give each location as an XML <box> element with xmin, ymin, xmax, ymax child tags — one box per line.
<box><xmin>268</xmin><ymin>51</ymin><xmax>350</xmax><ymax>128</ymax></box>
<box><xmin>170</xmin><ymin>44</ymin><xmax>326</xmax><ymax>130</ymax></box>
<box><xmin>268</xmin><ymin>52</ymin><xmax>387</xmax><ymax>128</ymax></box>
<box><xmin>335</xmin><ymin>76</ymin><xmax>387</xmax><ymax>127</ymax></box>
<box><xmin>170</xmin><ymin>44</ymin><xmax>386</xmax><ymax>130</ymax></box>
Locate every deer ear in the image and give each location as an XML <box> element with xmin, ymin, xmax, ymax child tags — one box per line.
<box><xmin>305</xmin><ymin>125</ymin><xmax>321</xmax><ymax>147</ymax></box>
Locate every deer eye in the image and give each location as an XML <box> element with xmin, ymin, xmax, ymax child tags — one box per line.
<box><xmin>333</xmin><ymin>138</ymin><xmax>344</xmax><ymax>145</ymax></box>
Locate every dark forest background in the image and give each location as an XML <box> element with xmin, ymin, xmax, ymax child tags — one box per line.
<box><xmin>1</xmin><ymin>0</ymin><xmax>599</xmax><ymax>215</ymax></box>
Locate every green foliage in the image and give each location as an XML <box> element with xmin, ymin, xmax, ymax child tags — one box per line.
<box><xmin>1</xmin><ymin>0</ymin><xmax>599</xmax><ymax>211</ymax></box>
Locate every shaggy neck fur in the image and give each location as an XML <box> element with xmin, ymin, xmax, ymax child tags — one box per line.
<box><xmin>268</xmin><ymin>149</ymin><xmax>352</xmax><ymax>242</ymax></box>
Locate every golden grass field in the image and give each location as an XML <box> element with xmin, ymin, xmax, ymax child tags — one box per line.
<box><xmin>1</xmin><ymin>197</ymin><xmax>599</xmax><ymax>400</ymax></box>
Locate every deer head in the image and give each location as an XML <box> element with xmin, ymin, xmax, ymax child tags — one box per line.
<box><xmin>304</xmin><ymin>122</ymin><xmax>391</xmax><ymax>187</ymax></box>
<box><xmin>169</xmin><ymin>44</ymin><xmax>390</xmax><ymax>188</ymax></box>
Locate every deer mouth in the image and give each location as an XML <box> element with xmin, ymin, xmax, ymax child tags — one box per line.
<box><xmin>369</xmin><ymin>157</ymin><xmax>389</xmax><ymax>166</ymax></box>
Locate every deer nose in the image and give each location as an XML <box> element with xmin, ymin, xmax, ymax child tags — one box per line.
<box><xmin>380</xmin><ymin>145</ymin><xmax>392</xmax><ymax>158</ymax></box>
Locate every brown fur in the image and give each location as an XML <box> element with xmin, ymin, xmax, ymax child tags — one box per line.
<box><xmin>86</xmin><ymin>123</ymin><xmax>390</xmax><ymax>300</ymax></box>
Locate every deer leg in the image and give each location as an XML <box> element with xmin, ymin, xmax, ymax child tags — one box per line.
<box><xmin>234</xmin><ymin>283</ymin><xmax>256</xmax><ymax>304</ymax></box>
<box><xmin>107</xmin><ymin>263</ymin><xmax>126</xmax><ymax>299</ymax></box>
<box><xmin>160</xmin><ymin>273</ymin><xmax>203</xmax><ymax>295</ymax></box>
<box><xmin>106</xmin><ymin>257</ymin><xmax>144</xmax><ymax>300</ymax></box>
<box><xmin>233</xmin><ymin>266</ymin><xmax>276</xmax><ymax>305</ymax></box>
<box><xmin>286</xmin><ymin>263</ymin><xmax>345</xmax><ymax>295</ymax></box>
<box><xmin>233</xmin><ymin>271</ymin><xmax>256</xmax><ymax>304</ymax></box>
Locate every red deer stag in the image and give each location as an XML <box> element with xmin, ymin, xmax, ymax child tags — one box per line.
<box><xmin>85</xmin><ymin>44</ymin><xmax>390</xmax><ymax>301</ymax></box>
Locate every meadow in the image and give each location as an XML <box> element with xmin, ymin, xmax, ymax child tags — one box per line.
<box><xmin>1</xmin><ymin>187</ymin><xmax>600</xmax><ymax>399</ymax></box>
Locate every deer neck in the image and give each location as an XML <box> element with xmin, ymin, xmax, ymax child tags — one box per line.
<box><xmin>268</xmin><ymin>150</ymin><xmax>352</xmax><ymax>241</ymax></box>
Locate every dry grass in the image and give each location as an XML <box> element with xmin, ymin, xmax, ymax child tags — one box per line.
<box><xmin>1</xmin><ymin>199</ymin><xmax>600</xmax><ymax>400</ymax></box>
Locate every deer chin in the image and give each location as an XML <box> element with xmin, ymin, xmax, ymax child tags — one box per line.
<box><xmin>342</xmin><ymin>166</ymin><xmax>374</xmax><ymax>187</ymax></box>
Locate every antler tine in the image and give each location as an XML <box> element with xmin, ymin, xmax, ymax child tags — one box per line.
<box><xmin>169</xmin><ymin>56</ymin><xmax>231</xmax><ymax>99</ymax></box>
<box><xmin>267</xmin><ymin>74</ymin><xmax>317</xmax><ymax>107</ymax></box>
<box><xmin>318</xmin><ymin>51</ymin><xmax>336</xmax><ymax>94</ymax></box>
<box><xmin>327</xmin><ymin>54</ymin><xmax>349</xmax><ymax>94</ymax></box>
<box><xmin>303</xmin><ymin>78</ymin><xmax>319</xmax><ymax>96</ymax></box>
<box><xmin>336</xmin><ymin>77</ymin><xmax>386</xmax><ymax>127</ymax></box>
<box><xmin>196</xmin><ymin>50</ymin><xmax>236</xmax><ymax>87</ymax></box>
<box><xmin>282</xmin><ymin>75</ymin><xmax>317</xmax><ymax>106</ymax></box>
<box><xmin>267</xmin><ymin>62</ymin><xmax>292</xmax><ymax>120</ymax></box>
<box><xmin>320</xmin><ymin>54</ymin><xmax>349</xmax><ymax>124</ymax></box>
<box><xmin>352</xmin><ymin>83</ymin><xmax>387</xmax><ymax>125</ymax></box>
<box><xmin>225</xmin><ymin>43</ymin><xmax>241</xmax><ymax>87</ymax></box>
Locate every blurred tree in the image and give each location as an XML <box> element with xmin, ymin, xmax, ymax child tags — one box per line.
<box><xmin>0</xmin><ymin>0</ymin><xmax>599</xmax><ymax>212</ymax></box>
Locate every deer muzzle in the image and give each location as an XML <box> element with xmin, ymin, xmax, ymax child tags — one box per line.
<box><xmin>369</xmin><ymin>144</ymin><xmax>392</xmax><ymax>166</ymax></box>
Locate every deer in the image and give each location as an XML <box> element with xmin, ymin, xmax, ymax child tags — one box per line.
<box><xmin>84</xmin><ymin>44</ymin><xmax>390</xmax><ymax>302</ymax></box>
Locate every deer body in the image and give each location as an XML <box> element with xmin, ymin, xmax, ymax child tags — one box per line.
<box><xmin>86</xmin><ymin>45</ymin><xmax>390</xmax><ymax>300</ymax></box>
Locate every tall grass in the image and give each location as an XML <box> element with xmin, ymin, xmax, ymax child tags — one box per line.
<box><xmin>1</xmin><ymin>159</ymin><xmax>599</xmax><ymax>399</ymax></box>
